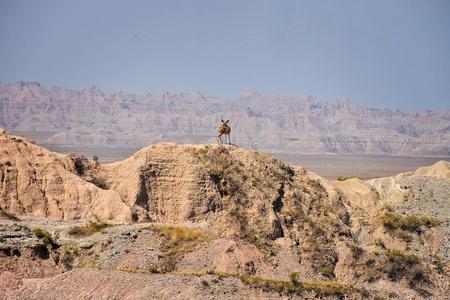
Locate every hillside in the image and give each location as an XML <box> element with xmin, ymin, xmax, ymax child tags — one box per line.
<box><xmin>1</xmin><ymin>81</ymin><xmax>449</xmax><ymax>156</ymax></box>
<box><xmin>1</xmin><ymin>131</ymin><xmax>449</xmax><ymax>299</ymax></box>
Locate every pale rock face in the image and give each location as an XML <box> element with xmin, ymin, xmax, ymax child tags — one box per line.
<box><xmin>0</xmin><ymin>133</ymin><xmax>132</xmax><ymax>222</ymax></box>
<box><xmin>414</xmin><ymin>160</ymin><xmax>450</xmax><ymax>179</ymax></box>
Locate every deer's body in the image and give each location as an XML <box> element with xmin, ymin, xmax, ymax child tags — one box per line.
<box><xmin>218</xmin><ymin>119</ymin><xmax>231</xmax><ymax>145</ymax></box>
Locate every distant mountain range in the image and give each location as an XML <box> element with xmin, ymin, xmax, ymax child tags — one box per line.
<box><xmin>1</xmin><ymin>81</ymin><xmax>449</xmax><ymax>156</ymax></box>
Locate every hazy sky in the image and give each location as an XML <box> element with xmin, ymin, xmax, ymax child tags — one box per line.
<box><xmin>1</xmin><ymin>0</ymin><xmax>449</xmax><ymax>111</ymax></box>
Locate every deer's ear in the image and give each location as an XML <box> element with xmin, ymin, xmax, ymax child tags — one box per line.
<box><xmin>221</xmin><ymin>119</ymin><xmax>224</xmax><ymax>123</ymax></box>
<box><xmin>226</xmin><ymin>120</ymin><xmax>229</xmax><ymax>124</ymax></box>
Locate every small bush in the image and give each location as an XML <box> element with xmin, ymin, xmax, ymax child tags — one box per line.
<box><xmin>59</xmin><ymin>245</ymin><xmax>79</xmax><ymax>268</ymax></box>
<box><xmin>147</xmin><ymin>264</ymin><xmax>160</xmax><ymax>273</ymax></box>
<box><xmin>89</xmin><ymin>176</ymin><xmax>109</xmax><ymax>190</ymax></box>
<box><xmin>68</xmin><ymin>221</ymin><xmax>108</xmax><ymax>236</ymax></box>
<box><xmin>289</xmin><ymin>271</ymin><xmax>300</xmax><ymax>285</ymax></box>
<box><xmin>72</xmin><ymin>155</ymin><xmax>87</xmax><ymax>175</ymax></box>
<box><xmin>33</xmin><ymin>228</ymin><xmax>54</xmax><ymax>244</ymax></box>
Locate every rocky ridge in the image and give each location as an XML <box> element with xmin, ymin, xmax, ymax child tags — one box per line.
<box><xmin>0</xmin><ymin>131</ymin><xmax>449</xmax><ymax>299</ymax></box>
<box><xmin>1</xmin><ymin>81</ymin><xmax>449</xmax><ymax>155</ymax></box>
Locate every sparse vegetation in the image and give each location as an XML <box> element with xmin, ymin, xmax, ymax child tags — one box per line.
<box><xmin>77</xmin><ymin>251</ymin><xmax>99</xmax><ymax>268</ymax></box>
<box><xmin>89</xmin><ymin>176</ymin><xmax>109</xmax><ymax>190</ymax></box>
<box><xmin>59</xmin><ymin>245</ymin><xmax>79</xmax><ymax>268</ymax></box>
<box><xmin>318</xmin><ymin>265</ymin><xmax>335</xmax><ymax>278</ymax></box>
<box><xmin>71</xmin><ymin>154</ymin><xmax>87</xmax><ymax>175</ymax></box>
<box><xmin>374</xmin><ymin>238</ymin><xmax>385</xmax><ymax>248</ymax></box>
<box><xmin>384</xmin><ymin>249</ymin><xmax>419</xmax><ymax>265</ymax></box>
<box><xmin>149</xmin><ymin>224</ymin><xmax>213</xmax><ymax>245</ymax></box>
<box><xmin>382</xmin><ymin>249</ymin><xmax>427</xmax><ymax>283</ymax></box>
<box><xmin>112</xmin><ymin>264</ymin><xmax>369</xmax><ymax>297</ymax></box>
<box><xmin>147</xmin><ymin>264</ymin><xmax>160</xmax><ymax>273</ymax></box>
<box><xmin>68</xmin><ymin>221</ymin><xmax>108</xmax><ymax>236</ymax></box>
<box><xmin>380</xmin><ymin>212</ymin><xmax>438</xmax><ymax>233</ymax></box>
<box><xmin>336</xmin><ymin>175</ymin><xmax>363</xmax><ymax>181</ymax></box>
<box><xmin>0</xmin><ymin>209</ymin><xmax>20</xmax><ymax>220</ymax></box>
<box><xmin>431</xmin><ymin>255</ymin><xmax>446</xmax><ymax>274</ymax></box>
<box><xmin>348</xmin><ymin>244</ymin><xmax>364</xmax><ymax>259</ymax></box>
<box><xmin>147</xmin><ymin>224</ymin><xmax>214</xmax><ymax>272</ymax></box>
<box><xmin>239</xmin><ymin>274</ymin><xmax>359</xmax><ymax>296</ymax></box>
<box><xmin>114</xmin><ymin>265</ymin><xmax>148</xmax><ymax>273</ymax></box>
<box><xmin>32</xmin><ymin>227</ymin><xmax>54</xmax><ymax>244</ymax></box>
<box><xmin>289</xmin><ymin>271</ymin><xmax>300</xmax><ymax>285</ymax></box>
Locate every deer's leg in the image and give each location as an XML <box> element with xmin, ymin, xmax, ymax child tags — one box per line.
<box><xmin>217</xmin><ymin>134</ymin><xmax>222</xmax><ymax>145</ymax></box>
<box><xmin>228</xmin><ymin>133</ymin><xmax>231</xmax><ymax>145</ymax></box>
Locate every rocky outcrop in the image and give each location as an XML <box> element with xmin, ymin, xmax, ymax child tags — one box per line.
<box><xmin>0</xmin><ymin>132</ymin><xmax>132</xmax><ymax>222</ymax></box>
<box><xmin>1</xmin><ymin>132</ymin><xmax>449</xmax><ymax>299</ymax></box>
<box><xmin>1</xmin><ymin>81</ymin><xmax>449</xmax><ymax>155</ymax></box>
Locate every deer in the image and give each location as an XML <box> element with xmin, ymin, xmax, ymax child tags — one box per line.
<box><xmin>217</xmin><ymin>119</ymin><xmax>231</xmax><ymax>145</ymax></box>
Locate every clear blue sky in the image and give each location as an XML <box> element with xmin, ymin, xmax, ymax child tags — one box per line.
<box><xmin>1</xmin><ymin>0</ymin><xmax>449</xmax><ymax>111</ymax></box>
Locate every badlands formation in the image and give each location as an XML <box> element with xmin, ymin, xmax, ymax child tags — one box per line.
<box><xmin>1</xmin><ymin>81</ymin><xmax>449</xmax><ymax>156</ymax></box>
<box><xmin>0</xmin><ymin>130</ymin><xmax>449</xmax><ymax>299</ymax></box>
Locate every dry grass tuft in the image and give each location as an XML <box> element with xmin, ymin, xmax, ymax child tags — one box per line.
<box><xmin>68</xmin><ymin>221</ymin><xmax>108</xmax><ymax>236</ymax></box>
<box><xmin>147</xmin><ymin>224</ymin><xmax>214</xmax><ymax>272</ymax></box>
<box><xmin>88</xmin><ymin>176</ymin><xmax>109</xmax><ymax>190</ymax></box>
<box><xmin>114</xmin><ymin>265</ymin><xmax>148</xmax><ymax>273</ymax></box>
<box><xmin>336</xmin><ymin>175</ymin><xmax>363</xmax><ymax>181</ymax></box>
<box><xmin>150</xmin><ymin>224</ymin><xmax>213</xmax><ymax>245</ymax></box>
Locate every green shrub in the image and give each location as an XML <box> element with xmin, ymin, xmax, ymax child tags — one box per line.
<box><xmin>289</xmin><ymin>271</ymin><xmax>300</xmax><ymax>285</ymax></box>
<box><xmin>33</xmin><ymin>228</ymin><xmax>54</xmax><ymax>244</ymax></box>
